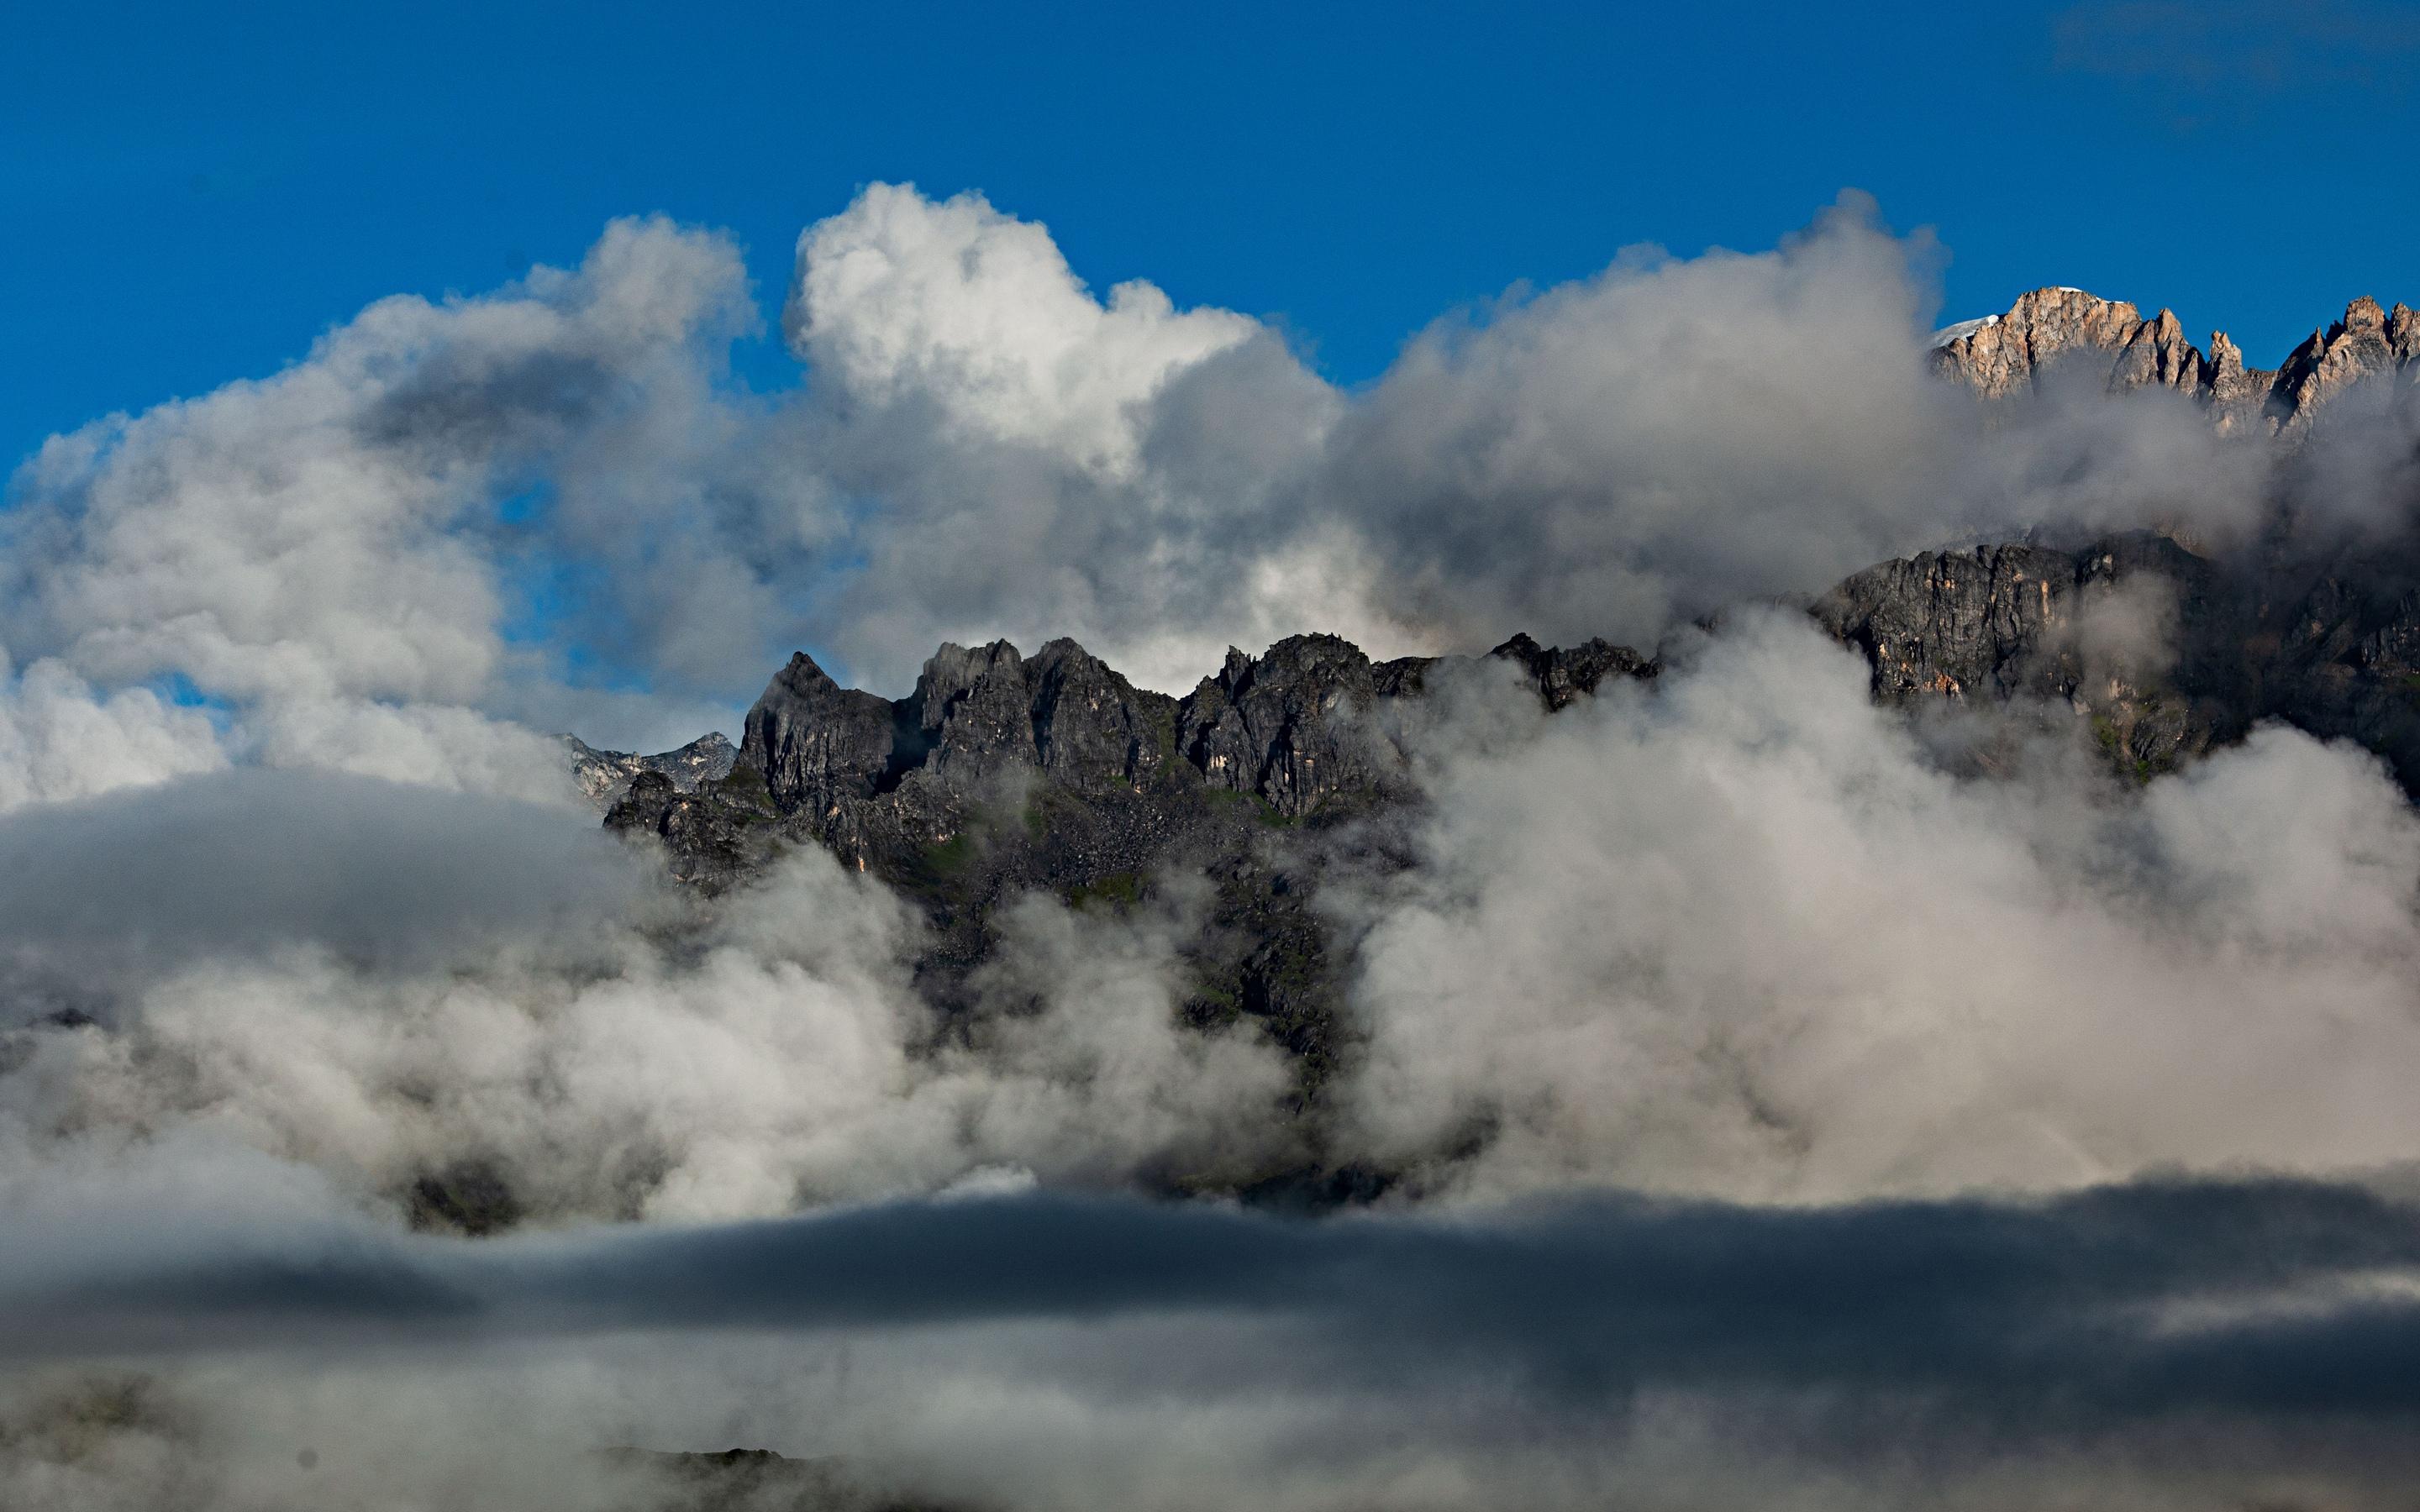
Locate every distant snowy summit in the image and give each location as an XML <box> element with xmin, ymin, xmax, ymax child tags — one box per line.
<box><xmin>562</xmin><ymin>730</ymin><xmax>735</xmax><ymax>811</ymax></box>
<box><xmin>1930</xmin><ymin>285</ymin><xmax>2420</xmax><ymax>434</ymax></box>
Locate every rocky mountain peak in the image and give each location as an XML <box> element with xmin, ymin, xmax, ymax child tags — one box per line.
<box><xmin>1177</xmin><ymin>633</ymin><xmax>1396</xmax><ymax>816</ymax></box>
<box><xmin>1930</xmin><ymin>286</ymin><xmax>2417</xmax><ymax>434</ymax></box>
<box><xmin>594</xmin><ymin>624</ymin><xmax>1657</xmax><ymax>1053</ymax></box>
<box><xmin>1486</xmin><ymin>633</ymin><xmax>1656</xmax><ymax>711</ymax></box>
<box><xmin>602</xmin><ymin>627</ymin><xmax>1660</xmax><ymax>890</ymax></box>
<box><xmin>2270</xmin><ymin>294</ymin><xmax>2419</xmax><ymax>421</ymax></box>
<box><xmin>912</xmin><ymin>639</ymin><xmax>1043</xmax><ymax>782</ymax></box>
<box><xmin>1929</xmin><ymin>286</ymin><xmax>2149</xmax><ymax>399</ymax></box>
<box><xmin>741</xmin><ymin>649</ymin><xmax>897</xmax><ymax>807</ymax></box>
<box><xmin>561</xmin><ymin>731</ymin><xmax>735</xmax><ymax>811</ymax></box>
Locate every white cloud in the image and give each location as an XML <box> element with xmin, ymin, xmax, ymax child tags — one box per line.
<box><xmin>1</xmin><ymin>215</ymin><xmax>753</xmax><ymax>795</ymax></box>
<box><xmin>1333</xmin><ymin>617</ymin><xmax>2420</xmax><ymax>1202</ymax></box>
<box><xmin>0</xmin><ymin>795</ymin><xmax>1292</xmax><ymax>1226</ymax></box>
<box><xmin>788</xmin><ymin>183</ymin><xmax>1262</xmax><ymax>476</ymax></box>
<box><xmin>0</xmin><ymin>658</ymin><xmax>224</xmax><ymax>813</ymax></box>
<box><xmin>1321</xmin><ymin>193</ymin><xmax>1961</xmax><ymax>647</ymax></box>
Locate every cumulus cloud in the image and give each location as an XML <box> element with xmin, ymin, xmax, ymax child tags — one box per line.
<box><xmin>1316</xmin><ymin>193</ymin><xmax>1957</xmax><ymax>647</ymax></box>
<box><xmin>0</xmin><ymin>213</ymin><xmax>755</xmax><ymax>794</ymax></box>
<box><xmin>0</xmin><ymin>658</ymin><xmax>225</xmax><ymax>811</ymax></box>
<box><xmin>786</xmin><ymin>183</ymin><xmax>1263</xmax><ymax>475</ymax></box>
<box><xmin>767</xmin><ymin>184</ymin><xmax>2292</xmax><ymax>687</ymax></box>
<box><xmin>0</xmin><ymin>813</ymin><xmax>1292</xmax><ymax>1228</ymax></box>
<box><xmin>1332</xmin><ymin>615</ymin><xmax>2420</xmax><ymax>1202</ymax></box>
<box><xmin>776</xmin><ymin>185</ymin><xmax>1366</xmax><ymax>692</ymax></box>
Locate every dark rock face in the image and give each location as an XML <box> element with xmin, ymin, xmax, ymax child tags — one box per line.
<box><xmin>1025</xmin><ymin>640</ymin><xmax>1166</xmax><ymax>780</ymax></box>
<box><xmin>603</xmin><ymin>765</ymin><xmax>782</xmax><ymax>890</ymax></box>
<box><xmin>598</xmin><ymin>630</ymin><xmax>1658</xmax><ymax>1116</ymax></box>
<box><xmin>1177</xmin><ymin>634</ymin><xmax>1398</xmax><ymax>816</ymax></box>
<box><xmin>649</xmin><ymin>630</ymin><xmax>1658</xmax><ymax>892</ymax></box>
<box><xmin>1932</xmin><ymin>286</ymin><xmax>2420</xmax><ymax>435</ymax></box>
<box><xmin>1816</xmin><ymin>535</ymin><xmax>2223</xmax><ymax>776</ymax></box>
<box><xmin>598</xmin><ymin>536</ymin><xmax>2420</xmax><ymax>1082</ymax></box>
<box><xmin>1819</xmin><ymin>542</ymin><xmax>2076</xmax><ymax>702</ymax></box>
<box><xmin>1487</xmin><ymin>633</ymin><xmax>1656</xmax><ymax>711</ymax></box>
<box><xmin>1818</xmin><ymin>529</ymin><xmax>2420</xmax><ymax>790</ymax></box>
<box><xmin>563</xmin><ymin>732</ymin><xmax>737</xmax><ymax>811</ymax></box>
<box><xmin>743</xmin><ymin>652</ymin><xmax>898</xmax><ymax>805</ymax></box>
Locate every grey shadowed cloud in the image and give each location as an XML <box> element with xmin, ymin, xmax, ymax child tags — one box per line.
<box><xmin>13</xmin><ymin>1178</ymin><xmax>2420</xmax><ymax>1429</ymax></box>
<box><xmin>0</xmin><ymin>767</ymin><xmax>659</xmax><ymax>997</ymax></box>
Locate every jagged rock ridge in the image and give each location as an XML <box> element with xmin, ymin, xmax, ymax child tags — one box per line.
<box><xmin>602</xmin><ymin>631</ymin><xmax>1653</xmax><ymax>1127</ymax></box>
<box><xmin>614</xmin><ymin>631</ymin><xmax>1651</xmax><ymax>890</ymax></box>
<box><xmin>563</xmin><ymin>732</ymin><xmax>736</xmax><ymax>811</ymax></box>
<box><xmin>1931</xmin><ymin>286</ymin><xmax>2420</xmax><ymax>434</ymax></box>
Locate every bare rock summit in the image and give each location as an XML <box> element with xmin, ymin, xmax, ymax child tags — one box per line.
<box><xmin>1932</xmin><ymin>286</ymin><xmax>2418</xmax><ymax>435</ymax></box>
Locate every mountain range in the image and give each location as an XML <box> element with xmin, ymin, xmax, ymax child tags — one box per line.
<box><xmin>559</xmin><ymin>284</ymin><xmax>2420</xmax><ymax>1201</ymax></box>
<box><xmin>1931</xmin><ymin>285</ymin><xmax>2420</xmax><ymax>433</ymax></box>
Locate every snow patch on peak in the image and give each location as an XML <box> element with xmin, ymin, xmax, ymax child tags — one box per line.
<box><xmin>1928</xmin><ymin>314</ymin><xmax>2000</xmax><ymax>349</ymax></box>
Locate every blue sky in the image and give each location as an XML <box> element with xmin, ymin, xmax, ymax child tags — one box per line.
<box><xmin>6</xmin><ymin>0</ymin><xmax>2417</xmax><ymax>470</ymax></box>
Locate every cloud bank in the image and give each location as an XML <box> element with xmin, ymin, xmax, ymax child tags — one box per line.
<box><xmin>1339</xmin><ymin>617</ymin><xmax>2420</xmax><ymax>1203</ymax></box>
<box><xmin>13</xmin><ymin>1179</ymin><xmax>2420</xmax><ymax>1508</ymax></box>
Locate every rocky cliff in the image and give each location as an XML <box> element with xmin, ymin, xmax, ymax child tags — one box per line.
<box><xmin>1823</xmin><ymin>526</ymin><xmax>2420</xmax><ymax>790</ymax></box>
<box><xmin>1931</xmin><ymin>286</ymin><xmax>2420</xmax><ymax>434</ymax></box>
